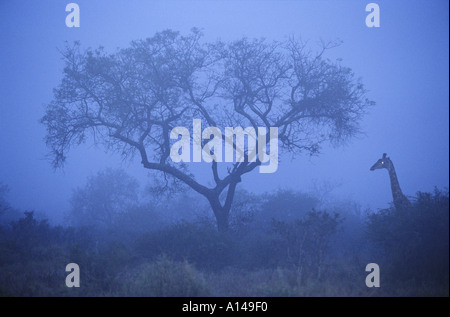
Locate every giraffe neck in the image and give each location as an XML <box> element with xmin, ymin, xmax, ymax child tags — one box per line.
<box><xmin>386</xmin><ymin>160</ymin><xmax>410</xmax><ymax>209</ymax></box>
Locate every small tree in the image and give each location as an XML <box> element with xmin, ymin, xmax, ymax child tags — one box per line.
<box><xmin>42</xmin><ymin>29</ymin><xmax>373</xmax><ymax>232</ymax></box>
<box><xmin>0</xmin><ymin>183</ymin><xmax>10</xmax><ymax>216</ymax></box>
<box><xmin>69</xmin><ymin>168</ymin><xmax>139</xmax><ymax>228</ymax></box>
<box><xmin>0</xmin><ymin>183</ymin><xmax>21</xmax><ymax>224</ymax></box>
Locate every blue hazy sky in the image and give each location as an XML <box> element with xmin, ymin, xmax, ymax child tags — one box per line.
<box><xmin>0</xmin><ymin>0</ymin><xmax>448</xmax><ymax>222</ymax></box>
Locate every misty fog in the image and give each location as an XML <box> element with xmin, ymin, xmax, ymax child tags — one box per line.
<box><xmin>0</xmin><ymin>0</ymin><xmax>448</xmax><ymax>297</ymax></box>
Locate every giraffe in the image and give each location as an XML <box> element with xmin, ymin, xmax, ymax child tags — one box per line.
<box><xmin>370</xmin><ymin>153</ymin><xmax>412</xmax><ymax>210</ymax></box>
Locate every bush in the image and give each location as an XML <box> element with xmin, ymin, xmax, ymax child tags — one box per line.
<box><xmin>272</xmin><ymin>209</ymin><xmax>341</xmax><ymax>282</ymax></box>
<box><xmin>135</xmin><ymin>221</ymin><xmax>239</xmax><ymax>270</ymax></box>
<box><xmin>366</xmin><ymin>188</ymin><xmax>449</xmax><ymax>294</ymax></box>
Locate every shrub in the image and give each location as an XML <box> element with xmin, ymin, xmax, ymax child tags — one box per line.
<box><xmin>272</xmin><ymin>209</ymin><xmax>341</xmax><ymax>283</ymax></box>
<box><xmin>366</xmin><ymin>188</ymin><xmax>449</xmax><ymax>294</ymax></box>
<box><xmin>135</xmin><ymin>222</ymin><xmax>239</xmax><ymax>270</ymax></box>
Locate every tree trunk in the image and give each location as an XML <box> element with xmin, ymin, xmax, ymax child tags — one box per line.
<box><xmin>215</xmin><ymin>208</ymin><xmax>229</xmax><ymax>233</ymax></box>
<box><xmin>208</xmin><ymin>196</ymin><xmax>230</xmax><ymax>233</ymax></box>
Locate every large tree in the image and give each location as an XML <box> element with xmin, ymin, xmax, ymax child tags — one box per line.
<box><xmin>42</xmin><ymin>29</ymin><xmax>373</xmax><ymax>232</ymax></box>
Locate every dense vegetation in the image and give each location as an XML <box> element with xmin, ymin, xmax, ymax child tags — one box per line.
<box><xmin>0</xmin><ymin>173</ymin><xmax>448</xmax><ymax>297</ymax></box>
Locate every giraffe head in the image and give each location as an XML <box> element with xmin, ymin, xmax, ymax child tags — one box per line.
<box><xmin>370</xmin><ymin>153</ymin><xmax>392</xmax><ymax>171</ymax></box>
